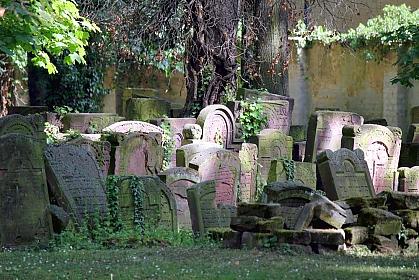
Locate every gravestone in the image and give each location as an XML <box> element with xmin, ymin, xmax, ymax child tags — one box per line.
<box><xmin>0</xmin><ymin>114</ymin><xmax>45</xmax><ymax>141</ymax></box>
<box><xmin>158</xmin><ymin>167</ymin><xmax>200</xmax><ymax>229</ymax></box>
<box><xmin>181</xmin><ymin>124</ymin><xmax>203</xmax><ymax>145</ymax></box>
<box><xmin>67</xmin><ymin>137</ymin><xmax>112</xmax><ymax>177</ymax></box>
<box><xmin>249</xmin><ymin>129</ymin><xmax>293</xmax><ymax>183</ymax></box>
<box><xmin>0</xmin><ymin>133</ymin><xmax>53</xmax><ymax>247</ymax></box>
<box><xmin>398</xmin><ymin>167</ymin><xmax>419</xmax><ymax>193</ymax></box>
<box><xmin>290</xmin><ymin>125</ymin><xmax>307</xmax><ymax>142</ymax></box>
<box><xmin>116</xmin><ymin>176</ymin><xmax>177</xmax><ymax>231</ymax></box>
<box><xmin>411</xmin><ymin>106</ymin><xmax>419</xmax><ymax>124</ymax></box>
<box><xmin>317</xmin><ymin>148</ymin><xmax>375</xmax><ymax>201</ymax></box>
<box><xmin>126</xmin><ymin>98</ymin><xmax>171</xmax><ymax>121</ymax></box>
<box><xmin>268</xmin><ymin>160</ymin><xmax>317</xmax><ymax>189</ymax></box>
<box><xmin>263</xmin><ymin>182</ymin><xmax>321</xmax><ymax>229</ymax></box>
<box><xmin>258</xmin><ymin>100</ymin><xmax>290</xmax><ymax>134</ymax></box>
<box><xmin>407</xmin><ymin>124</ymin><xmax>419</xmax><ymax>143</ymax></box>
<box><xmin>305</xmin><ymin>111</ymin><xmax>364</xmax><ymax>162</ymax></box>
<box><xmin>341</xmin><ymin>124</ymin><xmax>402</xmax><ymax>193</ymax></box>
<box><xmin>44</xmin><ymin>144</ymin><xmax>108</xmax><ymax>225</ymax></box>
<box><xmin>108</xmin><ymin>132</ymin><xmax>163</xmax><ymax>176</ymax></box>
<box><xmin>103</xmin><ymin>121</ymin><xmax>163</xmax><ymax>134</ymax></box>
<box><xmin>239</xmin><ymin>143</ymin><xmax>258</xmax><ymax>203</ymax></box>
<box><xmin>151</xmin><ymin>118</ymin><xmax>197</xmax><ymax>167</ymax></box>
<box><xmin>197</xmin><ymin>105</ymin><xmax>235</xmax><ymax>149</ymax></box>
<box><xmin>293</xmin><ymin>141</ymin><xmax>306</xmax><ymax>161</ymax></box>
<box><xmin>62</xmin><ymin>113</ymin><xmax>124</xmax><ymax>133</ymax></box>
<box><xmin>176</xmin><ymin>142</ymin><xmax>222</xmax><ymax>167</ymax></box>
<box><xmin>187</xmin><ymin>181</ymin><xmax>236</xmax><ymax>235</ymax></box>
<box><xmin>189</xmin><ymin>148</ymin><xmax>241</xmax><ymax>206</ymax></box>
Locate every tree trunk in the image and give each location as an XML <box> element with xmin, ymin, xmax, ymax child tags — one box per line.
<box><xmin>183</xmin><ymin>0</ymin><xmax>241</xmax><ymax>116</ymax></box>
<box><xmin>0</xmin><ymin>55</ymin><xmax>13</xmax><ymax>116</ymax></box>
<box><xmin>255</xmin><ymin>0</ymin><xmax>289</xmax><ymax>96</ymax></box>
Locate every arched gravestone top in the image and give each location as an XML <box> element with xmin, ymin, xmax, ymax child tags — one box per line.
<box><xmin>111</xmin><ymin>132</ymin><xmax>163</xmax><ymax>176</ymax></box>
<box><xmin>176</xmin><ymin>142</ymin><xmax>222</xmax><ymax>167</ymax></box>
<box><xmin>158</xmin><ymin>167</ymin><xmax>201</xmax><ymax>229</ymax></box>
<box><xmin>305</xmin><ymin>111</ymin><xmax>364</xmax><ymax>162</ymax></box>
<box><xmin>103</xmin><ymin>121</ymin><xmax>163</xmax><ymax>134</ymax></box>
<box><xmin>0</xmin><ymin>133</ymin><xmax>53</xmax><ymax>247</ymax></box>
<box><xmin>317</xmin><ymin>148</ymin><xmax>375</xmax><ymax>201</ymax></box>
<box><xmin>341</xmin><ymin>124</ymin><xmax>402</xmax><ymax>194</ymax></box>
<box><xmin>0</xmin><ymin>114</ymin><xmax>45</xmax><ymax>140</ymax></box>
<box><xmin>44</xmin><ymin>144</ymin><xmax>108</xmax><ymax>225</ymax></box>
<box><xmin>115</xmin><ymin>176</ymin><xmax>178</xmax><ymax>232</ymax></box>
<box><xmin>189</xmin><ymin>148</ymin><xmax>241</xmax><ymax>206</ymax></box>
<box><xmin>187</xmin><ymin>180</ymin><xmax>236</xmax><ymax>235</ymax></box>
<box><xmin>197</xmin><ymin>105</ymin><xmax>235</xmax><ymax>148</ymax></box>
<box><xmin>398</xmin><ymin>167</ymin><xmax>419</xmax><ymax>193</ymax></box>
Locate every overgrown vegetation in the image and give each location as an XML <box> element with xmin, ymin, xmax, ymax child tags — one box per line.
<box><xmin>239</xmin><ymin>100</ymin><xmax>268</xmax><ymax>142</ymax></box>
<box><xmin>160</xmin><ymin>121</ymin><xmax>176</xmax><ymax>170</ymax></box>
<box><xmin>291</xmin><ymin>4</ymin><xmax>419</xmax><ymax>87</ymax></box>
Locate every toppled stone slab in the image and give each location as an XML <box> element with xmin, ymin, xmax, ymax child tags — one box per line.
<box><xmin>368</xmin><ymin>235</ymin><xmax>400</xmax><ymax>254</ymax></box>
<box><xmin>395</xmin><ymin>210</ymin><xmax>419</xmax><ymax>231</ymax></box>
<box><xmin>230</xmin><ymin>216</ymin><xmax>284</xmax><ymax>233</ymax></box>
<box><xmin>237</xmin><ymin>203</ymin><xmax>282</xmax><ymax>218</ymax></box>
<box><xmin>305</xmin><ymin>229</ymin><xmax>345</xmax><ymax>246</ymax></box>
<box><xmin>357</xmin><ymin>208</ymin><xmax>402</xmax><ymax>236</ymax></box>
<box><xmin>207</xmin><ymin>228</ymin><xmax>242</xmax><ymax>249</ymax></box>
<box><xmin>344</xmin><ymin>226</ymin><xmax>369</xmax><ymax>245</ymax></box>
<box><xmin>380</xmin><ymin>191</ymin><xmax>419</xmax><ymax>210</ymax></box>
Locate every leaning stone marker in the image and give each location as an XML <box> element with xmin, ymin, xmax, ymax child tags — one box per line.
<box><xmin>0</xmin><ymin>133</ymin><xmax>53</xmax><ymax>247</ymax></box>
<box><xmin>239</xmin><ymin>143</ymin><xmax>258</xmax><ymax>202</ymax></box>
<box><xmin>268</xmin><ymin>160</ymin><xmax>317</xmax><ymax>189</ymax></box>
<box><xmin>342</xmin><ymin>124</ymin><xmax>402</xmax><ymax>193</ymax></box>
<box><xmin>317</xmin><ymin>148</ymin><xmax>375</xmax><ymax>201</ymax></box>
<box><xmin>115</xmin><ymin>176</ymin><xmax>178</xmax><ymax>231</ymax></box>
<box><xmin>44</xmin><ymin>144</ymin><xmax>108</xmax><ymax>225</ymax></box>
<box><xmin>0</xmin><ymin>114</ymin><xmax>45</xmax><ymax>141</ymax></box>
<box><xmin>158</xmin><ymin>167</ymin><xmax>201</xmax><ymax>229</ymax></box>
<box><xmin>305</xmin><ymin>111</ymin><xmax>364</xmax><ymax>162</ymax></box>
<box><xmin>187</xmin><ymin>181</ymin><xmax>236</xmax><ymax>235</ymax></box>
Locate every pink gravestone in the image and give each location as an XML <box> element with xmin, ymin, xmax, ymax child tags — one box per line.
<box><xmin>197</xmin><ymin>105</ymin><xmax>235</xmax><ymax>149</ymax></box>
<box><xmin>305</xmin><ymin>111</ymin><xmax>364</xmax><ymax>162</ymax></box>
<box><xmin>103</xmin><ymin>121</ymin><xmax>163</xmax><ymax>134</ymax></box>
<box><xmin>239</xmin><ymin>143</ymin><xmax>258</xmax><ymax>203</ymax></box>
<box><xmin>259</xmin><ymin>100</ymin><xmax>290</xmax><ymax>134</ymax></box>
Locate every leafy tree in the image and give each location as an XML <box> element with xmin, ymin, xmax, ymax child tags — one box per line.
<box><xmin>0</xmin><ymin>0</ymin><xmax>98</xmax><ymax>115</ymax></box>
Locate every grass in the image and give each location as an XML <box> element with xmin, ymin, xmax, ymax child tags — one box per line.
<box><xmin>0</xmin><ymin>245</ymin><xmax>418</xmax><ymax>280</ymax></box>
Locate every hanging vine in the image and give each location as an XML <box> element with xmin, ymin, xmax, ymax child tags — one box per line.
<box><xmin>281</xmin><ymin>158</ymin><xmax>296</xmax><ymax>181</ymax></box>
<box><xmin>129</xmin><ymin>177</ymin><xmax>145</xmax><ymax>234</ymax></box>
<box><xmin>105</xmin><ymin>175</ymin><xmax>122</xmax><ymax>232</ymax></box>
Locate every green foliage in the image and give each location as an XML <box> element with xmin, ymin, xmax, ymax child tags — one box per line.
<box><xmin>44</xmin><ymin>122</ymin><xmax>60</xmax><ymax>144</ymax></box>
<box><xmin>0</xmin><ymin>0</ymin><xmax>99</xmax><ymax>73</ymax></box>
<box><xmin>53</xmin><ymin>105</ymin><xmax>77</xmax><ymax>119</ymax></box>
<box><xmin>105</xmin><ymin>176</ymin><xmax>122</xmax><ymax>231</ymax></box>
<box><xmin>291</xmin><ymin>5</ymin><xmax>419</xmax><ymax>87</ymax></box>
<box><xmin>130</xmin><ymin>177</ymin><xmax>145</xmax><ymax>234</ymax></box>
<box><xmin>64</xmin><ymin>129</ymin><xmax>81</xmax><ymax>140</ymax></box>
<box><xmin>160</xmin><ymin>121</ymin><xmax>175</xmax><ymax>170</ymax></box>
<box><xmin>239</xmin><ymin>100</ymin><xmax>268</xmax><ymax>142</ymax></box>
<box><xmin>280</xmin><ymin>158</ymin><xmax>295</xmax><ymax>181</ymax></box>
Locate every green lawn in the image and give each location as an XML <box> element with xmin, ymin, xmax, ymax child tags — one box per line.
<box><xmin>0</xmin><ymin>246</ymin><xmax>418</xmax><ymax>280</ymax></box>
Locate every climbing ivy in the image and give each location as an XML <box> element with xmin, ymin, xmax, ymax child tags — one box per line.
<box><xmin>280</xmin><ymin>158</ymin><xmax>296</xmax><ymax>181</ymax></box>
<box><xmin>105</xmin><ymin>176</ymin><xmax>122</xmax><ymax>232</ymax></box>
<box><xmin>160</xmin><ymin>121</ymin><xmax>175</xmax><ymax>170</ymax></box>
<box><xmin>129</xmin><ymin>177</ymin><xmax>145</xmax><ymax>234</ymax></box>
<box><xmin>239</xmin><ymin>100</ymin><xmax>268</xmax><ymax>142</ymax></box>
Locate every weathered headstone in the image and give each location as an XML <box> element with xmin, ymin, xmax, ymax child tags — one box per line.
<box><xmin>268</xmin><ymin>160</ymin><xmax>317</xmax><ymax>189</ymax></box>
<box><xmin>239</xmin><ymin>143</ymin><xmax>258</xmax><ymax>203</ymax></box>
<box><xmin>289</xmin><ymin>125</ymin><xmax>307</xmax><ymax>142</ymax></box>
<box><xmin>126</xmin><ymin>98</ymin><xmax>171</xmax><ymax>121</ymax></box>
<box><xmin>189</xmin><ymin>148</ymin><xmax>241</xmax><ymax>206</ymax></box>
<box><xmin>249</xmin><ymin>129</ymin><xmax>293</xmax><ymax>183</ymax></box>
<box><xmin>62</xmin><ymin>113</ymin><xmax>124</xmax><ymax>133</ymax></box>
<box><xmin>407</xmin><ymin>124</ymin><xmax>419</xmax><ymax>144</ymax></box>
<box><xmin>411</xmin><ymin>106</ymin><xmax>419</xmax><ymax>124</ymax></box>
<box><xmin>176</xmin><ymin>142</ymin><xmax>222</xmax><ymax>167</ymax></box>
<box><xmin>181</xmin><ymin>124</ymin><xmax>203</xmax><ymax>145</ymax></box>
<box><xmin>258</xmin><ymin>100</ymin><xmax>290</xmax><ymax>134</ymax></box>
<box><xmin>107</xmin><ymin>132</ymin><xmax>163</xmax><ymax>176</ymax></box>
<box><xmin>67</xmin><ymin>137</ymin><xmax>112</xmax><ymax>177</ymax></box>
<box><xmin>0</xmin><ymin>133</ymin><xmax>53</xmax><ymax>247</ymax></box>
<box><xmin>305</xmin><ymin>111</ymin><xmax>364</xmax><ymax>162</ymax></box>
<box><xmin>103</xmin><ymin>121</ymin><xmax>163</xmax><ymax>134</ymax></box>
<box><xmin>158</xmin><ymin>167</ymin><xmax>201</xmax><ymax>229</ymax></box>
<box><xmin>341</xmin><ymin>124</ymin><xmax>402</xmax><ymax>193</ymax></box>
<box><xmin>114</xmin><ymin>176</ymin><xmax>177</xmax><ymax>231</ymax></box>
<box><xmin>317</xmin><ymin>148</ymin><xmax>375</xmax><ymax>201</ymax></box>
<box><xmin>44</xmin><ymin>144</ymin><xmax>108</xmax><ymax>225</ymax></box>
<box><xmin>187</xmin><ymin>180</ymin><xmax>237</xmax><ymax>235</ymax></box>
<box><xmin>398</xmin><ymin>167</ymin><xmax>419</xmax><ymax>193</ymax></box>
<box><xmin>197</xmin><ymin>105</ymin><xmax>235</xmax><ymax>149</ymax></box>
<box><xmin>0</xmin><ymin>114</ymin><xmax>45</xmax><ymax>141</ymax></box>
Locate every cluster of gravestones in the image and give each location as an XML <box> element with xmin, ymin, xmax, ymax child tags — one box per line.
<box><xmin>2</xmin><ymin>90</ymin><xmax>419</xmax><ymax>254</ymax></box>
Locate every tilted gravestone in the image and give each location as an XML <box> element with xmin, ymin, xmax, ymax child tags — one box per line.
<box><xmin>102</xmin><ymin>121</ymin><xmax>163</xmax><ymax>134</ymax></box>
<box><xmin>44</xmin><ymin>144</ymin><xmax>108</xmax><ymax>225</ymax></box>
<box><xmin>305</xmin><ymin>111</ymin><xmax>364</xmax><ymax>162</ymax></box>
<box><xmin>0</xmin><ymin>133</ymin><xmax>53</xmax><ymax>247</ymax></box>
<box><xmin>268</xmin><ymin>160</ymin><xmax>317</xmax><ymax>190</ymax></box>
<box><xmin>62</xmin><ymin>113</ymin><xmax>124</xmax><ymax>133</ymax></box>
<box><xmin>125</xmin><ymin>98</ymin><xmax>170</xmax><ymax>121</ymax></box>
<box><xmin>197</xmin><ymin>105</ymin><xmax>235</xmax><ymax>149</ymax></box>
<box><xmin>187</xmin><ymin>180</ymin><xmax>237</xmax><ymax>235</ymax></box>
<box><xmin>341</xmin><ymin>124</ymin><xmax>402</xmax><ymax>194</ymax></box>
<box><xmin>176</xmin><ymin>142</ymin><xmax>222</xmax><ymax>167</ymax></box>
<box><xmin>249</xmin><ymin>129</ymin><xmax>293</xmax><ymax>183</ymax></box>
<box><xmin>114</xmin><ymin>176</ymin><xmax>177</xmax><ymax>231</ymax></box>
<box><xmin>0</xmin><ymin>114</ymin><xmax>45</xmax><ymax>142</ymax></box>
<box><xmin>258</xmin><ymin>100</ymin><xmax>290</xmax><ymax>134</ymax></box>
<box><xmin>67</xmin><ymin>137</ymin><xmax>112</xmax><ymax>177</ymax></box>
<box><xmin>239</xmin><ymin>143</ymin><xmax>258</xmax><ymax>203</ymax></box>
<box><xmin>189</xmin><ymin>148</ymin><xmax>241</xmax><ymax>206</ymax></box>
<box><xmin>317</xmin><ymin>148</ymin><xmax>375</xmax><ymax>201</ymax></box>
<box><xmin>107</xmin><ymin>132</ymin><xmax>163</xmax><ymax>176</ymax></box>
<box><xmin>158</xmin><ymin>167</ymin><xmax>201</xmax><ymax>229</ymax></box>
<box><xmin>398</xmin><ymin>167</ymin><xmax>419</xmax><ymax>193</ymax></box>
<box><xmin>151</xmin><ymin>118</ymin><xmax>197</xmax><ymax>167</ymax></box>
